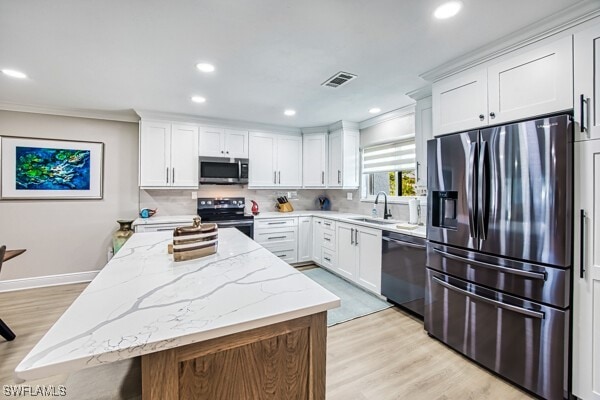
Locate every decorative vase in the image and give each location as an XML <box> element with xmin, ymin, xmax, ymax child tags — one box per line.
<box><xmin>113</xmin><ymin>220</ymin><xmax>134</xmax><ymax>254</ymax></box>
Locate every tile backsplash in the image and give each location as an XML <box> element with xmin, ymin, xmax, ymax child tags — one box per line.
<box><xmin>140</xmin><ymin>187</ymin><xmax>425</xmax><ymax>224</ymax></box>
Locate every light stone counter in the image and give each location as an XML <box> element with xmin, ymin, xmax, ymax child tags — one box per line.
<box><xmin>15</xmin><ymin>229</ymin><xmax>340</xmax><ymax>382</ymax></box>
<box><xmin>254</xmin><ymin>210</ymin><xmax>427</xmax><ymax>238</ymax></box>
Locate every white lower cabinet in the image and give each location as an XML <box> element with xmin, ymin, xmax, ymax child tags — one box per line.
<box><xmin>254</xmin><ymin>217</ymin><xmax>298</xmax><ymax>264</ymax></box>
<box><xmin>312</xmin><ymin>218</ymin><xmax>337</xmax><ymax>271</ymax></box>
<box><xmin>335</xmin><ymin>222</ymin><xmax>382</xmax><ymax>295</ymax></box>
<box><xmin>573</xmin><ymin>139</ymin><xmax>600</xmax><ymax>400</ymax></box>
<box><xmin>297</xmin><ymin>217</ymin><xmax>312</xmax><ymax>263</ymax></box>
<box><xmin>312</xmin><ymin>218</ymin><xmax>324</xmax><ymax>265</ymax></box>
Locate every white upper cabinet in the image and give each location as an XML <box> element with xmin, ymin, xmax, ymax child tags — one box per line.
<box><xmin>139</xmin><ymin>121</ymin><xmax>198</xmax><ymax>188</ymax></box>
<box><xmin>433</xmin><ymin>36</ymin><xmax>573</xmax><ymax>135</ymax></box>
<box><xmin>487</xmin><ymin>36</ymin><xmax>572</xmax><ymax>126</ymax></box>
<box><xmin>433</xmin><ymin>69</ymin><xmax>488</xmax><ymax>135</ymax></box>
<box><xmin>249</xmin><ymin>132</ymin><xmax>302</xmax><ymax>187</ymax></box>
<box><xmin>199</xmin><ymin>127</ymin><xmax>249</xmax><ymax>158</ymax></box>
<box><xmin>415</xmin><ymin>96</ymin><xmax>433</xmax><ymax>187</ymax></box>
<box><xmin>575</xmin><ymin>22</ymin><xmax>600</xmax><ymax>141</ymax></box>
<box><xmin>328</xmin><ymin>128</ymin><xmax>360</xmax><ymax>188</ymax></box>
<box><xmin>302</xmin><ymin>133</ymin><xmax>327</xmax><ymax>187</ymax></box>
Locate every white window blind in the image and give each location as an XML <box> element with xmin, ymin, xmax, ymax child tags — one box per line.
<box><xmin>362</xmin><ymin>140</ymin><xmax>416</xmax><ymax>173</ymax></box>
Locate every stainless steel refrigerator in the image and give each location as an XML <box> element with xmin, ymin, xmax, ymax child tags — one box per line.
<box><xmin>425</xmin><ymin>114</ymin><xmax>572</xmax><ymax>400</ymax></box>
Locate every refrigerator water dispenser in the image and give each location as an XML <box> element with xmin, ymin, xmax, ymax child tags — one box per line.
<box><xmin>431</xmin><ymin>191</ymin><xmax>458</xmax><ymax>230</ymax></box>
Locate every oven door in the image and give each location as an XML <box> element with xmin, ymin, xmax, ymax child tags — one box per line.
<box><xmin>215</xmin><ymin>220</ymin><xmax>254</xmax><ymax>239</ymax></box>
<box><xmin>425</xmin><ymin>269</ymin><xmax>568</xmax><ymax>400</ymax></box>
<box><xmin>199</xmin><ymin>157</ymin><xmax>248</xmax><ymax>184</ymax></box>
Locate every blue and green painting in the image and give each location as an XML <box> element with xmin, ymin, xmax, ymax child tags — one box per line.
<box><xmin>15</xmin><ymin>146</ymin><xmax>91</xmax><ymax>190</ymax></box>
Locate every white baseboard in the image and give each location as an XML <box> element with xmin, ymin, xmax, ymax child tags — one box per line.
<box><xmin>0</xmin><ymin>270</ymin><xmax>99</xmax><ymax>292</ymax></box>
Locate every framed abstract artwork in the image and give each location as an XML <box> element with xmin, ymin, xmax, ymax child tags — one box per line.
<box><xmin>0</xmin><ymin>136</ymin><xmax>104</xmax><ymax>199</ymax></box>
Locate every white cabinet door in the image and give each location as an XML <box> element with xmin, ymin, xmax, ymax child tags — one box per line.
<box><xmin>303</xmin><ymin>133</ymin><xmax>327</xmax><ymax>187</ymax></box>
<box><xmin>249</xmin><ymin>132</ymin><xmax>277</xmax><ymax>187</ymax></box>
<box><xmin>356</xmin><ymin>227</ymin><xmax>382</xmax><ymax>294</ymax></box>
<box><xmin>170</xmin><ymin>124</ymin><xmax>199</xmax><ymax>187</ymax></box>
<box><xmin>276</xmin><ymin>135</ymin><xmax>302</xmax><ymax>187</ymax></box>
<box><xmin>140</xmin><ymin>121</ymin><xmax>170</xmax><ymax>187</ymax></box>
<box><xmin>488</xmin><ymin>36</ymin><xmax>573</xmax><ymax>126</ymax></box>
<box><xmin>224</xmin><ymin>129</ymin><xmax>249</xmax><ymax>158</ymax></box>
<box><xmin>415</xmin><ymin>96</ymin><xmax>433</xmax><ymax>186</ymax></box>
<box><xmin>312</xmin><ymin>218</ymin><xmax>323</xmax><ymax>264</ymax></box>
<box><xmin>342</xmin><ymin>129</ymin><xmax>360</xmax><ymax>188</ymax></box>
<box><xmin>336</xmin><ymin>223</ymin><xmax>357</xmax><ymax>280</ymax></box>
<box><xmin>328</xmin><ymin>130</ymin><xmax>343</xmax><ymax>187</ymax></box>
<box><xmin>573</xmin><ymin>139</ymin><xmax>600</xmax><ymax>400</ymax></box>
<box><xmin>298</xmin><ymin>217</ymin><xmax>312</xmax><ymax>263</ymax></box>
<box><xmin>432</xmin><ymin>69</ymin><xmax>488</xmax><ymax>136</ymax></box>
<box><xmin>575</xmin><ymin>23</ymin><xmax>600</xmax><ymax>141</ymax></box>
<box><xmin>199</xmin><ymin>127</ymin><xmax>225</xmax><ymax>157</ymax></box>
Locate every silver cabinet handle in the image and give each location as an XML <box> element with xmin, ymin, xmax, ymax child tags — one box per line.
<box><xmin>322</xmin><ymin>171</ymin><xmax>325</xmax><ymax>185</ymax></box>
<box><xmin>277</xmin><ymin>254</ymin><xmax>287</xmax><ymax>258</ymax></box>
<box><xmin>274</xmin><ymin>171</ymin><xmax>277</xmax><ymax>184</ymax></box>
<box><xmin>580</xmin><ymin>209</ymin><xmax>586</xmax><ymax>278</ymax></box>
<box><xmin>354</xmin><ymin>229</ymin><xmax>358</xmax><ymax>246</ymax></box>
<box><xmin>431</xmin><ymin>276</ymin><xmax>544</xmax><ymax>319</ymax></box>
<box><xmin>172</xmin><ymin>168</ymin><xmax>175</xmax><ymax>183</ymax></box>
<box><xmin>432</xmin><ymin>248</ymin><xmax>546</xmax><ymax>280</ymax></box>
<box><xmin>268</xmin><ymin>236</ymin><xmax>287</xmax><ymax>240</ymax></box>
<box><xmin>278</xmin><ymin>171</ymin><xmax>281</xmax><ymax>184</ymax></box>
<box><xmin>166</xmin><ymin>167</ymin><xmax>169</xmax><ymax>184</ymax></box>
<box><xmin>338</xmin><ymin>170</ymin><xmax>341</xmax><ymax>184</ymax></box>
<box><xmin>324</xmin><ymin>237</ymin><xmax>331</xmax><ymax>242</ymax></box>
<box><xmin>267</xmin><ymin>221</ymin><xmax>287</xmax><ymax>225</ymax></box>
<box><xmin>324</xmin><ymin>257</ymin><xmax>331</xmax><ymax>262</ymax></box>
<box><xmin>350</xmin><ymin>228</ymin><xmax>354</xmax><ymax>245</ymax></box>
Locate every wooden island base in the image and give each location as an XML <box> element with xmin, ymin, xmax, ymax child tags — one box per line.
<box><xmin>141</xmin><ymin>312</ymin><xmax>327</xmax><ymax>400</ymax></box>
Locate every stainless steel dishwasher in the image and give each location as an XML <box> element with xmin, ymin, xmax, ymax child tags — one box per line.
<box><xmin>381</xmin><ymin>230</ymin><xmax>427</xmax><ymax>317</ymax></box>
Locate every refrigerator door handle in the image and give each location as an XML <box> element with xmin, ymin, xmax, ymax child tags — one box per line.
<box><xmin>431</xmin><ymin>276</ymin><xmax>545</xmax><ymax>319</ymax></box>
<box><xmin>467</xmin><ymin>142</ymin><xmax>478</xmax><ymax>239</ymax></box>
<box><xmin>477</xmin><ymin>140</ymin><xmax>489</xmax><ymax>240</ymax></box>
<box><xmin>432</xmin><ymin>248</ymin><xmax>546</xmax><ymax>280</ymax></box>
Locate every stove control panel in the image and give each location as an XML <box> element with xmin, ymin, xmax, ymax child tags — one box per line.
<box><xmin>197</xmin><ymin>197</ymin><xmax>245</xmax><ymax>209</ymax></box>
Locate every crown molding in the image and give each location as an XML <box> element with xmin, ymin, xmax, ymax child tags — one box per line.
<box><xmin>358</xmin><ymin>104</ymin><xmax>416</xmax><ymax>130</ymax></box>
<box><xmin>135</xmin><ymin>109</ymin><xmax>301</xmax><ymax>134</ymax></box>
<box><xmin>301</xmin><ymin>126</ymin><xmax>329</xmax><ymax>135</ymax></box>
<box><xmin>420</xmin><ymin>1</ymin><xmax>600</xmax><ymax>82</ymax></box>
<box><xmin>327</xmin><ymin>120</ymin><xmax>360</xmax><ymax>132</ymax></box>
<box><xmin>0</xmin><ymin>102</ymin><xmax>139</xmax><ymax>123</ymax></box>
<box><xmin>406</xmin><ymin>86</ymin><xmax>432</xmax><ymax>101</ymax></box>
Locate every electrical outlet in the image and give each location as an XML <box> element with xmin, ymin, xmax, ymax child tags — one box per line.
<box><xmin>347</xmin><ymin>192</ymin><xmax>353</xmax><ymax>200</ymax></box>
<box><xmin>191</xmin><ymin>191</ymin><xmax>198</xmax><ymax>199</ymax></box>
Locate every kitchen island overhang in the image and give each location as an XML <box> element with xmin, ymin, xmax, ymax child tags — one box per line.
<box><xmin>15</xmin><ymin>229</ymin><xmax>340</xmax><ymax>399</ymax></box>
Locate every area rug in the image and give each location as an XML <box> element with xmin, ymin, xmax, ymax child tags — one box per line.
<box><xmin>302</xmin><ymin>267</ymin><xmax>392</xmax><ymax>327</ymax></box>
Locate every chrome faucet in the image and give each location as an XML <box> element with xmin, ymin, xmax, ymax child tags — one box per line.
<box><xmin>374</xmin><ymin>191</ymin><xmax>392</xmax><ymax>220</ymax></box>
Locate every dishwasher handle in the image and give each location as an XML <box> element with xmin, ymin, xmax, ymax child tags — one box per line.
<box><xmin>382</xmin><ymin>236</ymin><xmax>426</xmax><ymax>249</ymax></box>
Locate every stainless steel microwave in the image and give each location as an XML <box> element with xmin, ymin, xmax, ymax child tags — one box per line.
<box><xmin>198</xmin><ymin>156</ymin><xmax>249</xmax><ymax>184</ymax></box>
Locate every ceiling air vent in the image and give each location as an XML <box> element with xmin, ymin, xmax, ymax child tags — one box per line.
<box><xmin>321</xmin><ymin>71</ymin><xmax>358</xmax><ymax>88</ymax></box>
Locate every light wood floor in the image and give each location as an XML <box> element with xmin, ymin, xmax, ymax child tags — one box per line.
<box><xmin>0</xmin><ymin>283</ymin><xmax>533</xmax><ymax>399</ymax></box>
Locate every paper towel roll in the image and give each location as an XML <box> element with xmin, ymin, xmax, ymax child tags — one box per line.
<box><xmin>408</xmin><ymin>198</ymin><xmax>419</xmax><ymax>224</ymax></box>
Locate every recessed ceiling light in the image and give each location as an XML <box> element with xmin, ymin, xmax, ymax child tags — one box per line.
<box><xmin>196</xmin><ymin>63</ymin><xmax>215</xmax><ymax>73</ymax></box>
<box><xmin>369</xmin><ymin>108</ymin><xmax>381</xmax><ymax>114</ymax></box>
<box><xmin>284</xmin><ymin>109</ymin><xmax>296</xmax><ymax>116</ymax></box>
<box><xmin>434</xmin><ymin>1</ymin><xmax>463</xmax><ymax>19</ymax></box>
<box><xmin>2</xmin><ymin>69</ymin><xmax>27</xmax><ymax>79</ymax></box>
<box><xmin>191</xmin><ymin>96</ymin><xmax>206</xmax><ymax>103</ymax></box>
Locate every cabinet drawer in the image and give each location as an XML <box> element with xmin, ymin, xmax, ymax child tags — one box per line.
<box><xmin>322</xmin><ymin>230</ymin><xmax>336</xmax><ymax>250</ymax></box>
<box><xmin>254</xmin><ymin>227</ymin><xmax>297</xmax><ymax>245</ymax></box>
<box><xmin>322</xmin><ymin>219</ymin><xmax>336</xmax><ymax>231</ymax></box>
<box><xmin>322</xmin><ymin>248</ymin><xmax>337</xmax><ymax>270</ymax></box>
<box><xmin>270</xmin><ymin>246</ymin><xmax>298</xmax><ymax>264</ymax></box>
<box><xmin>255</xmin><ymin>218</ymin><xmax>298</xmax><ymax>229</ymax></box>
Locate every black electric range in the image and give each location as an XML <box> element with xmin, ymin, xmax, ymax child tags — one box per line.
<box><xmin>197</xmin><ymin>197</ymin><xmax>254</xmax><ymax>239</ymax></box>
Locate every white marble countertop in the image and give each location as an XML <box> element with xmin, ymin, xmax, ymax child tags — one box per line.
<box><xmin>15</xmin><ymin>229</ymin><xmax>340</xmax><ymax>382</ymax></box>
<box><xmin>254</xmin><ymin>211</ymin><xmax>427</xmax><ymax>238</ymax></box>
<box><xmin>132</xmin><ymin>214</ymin><xmax>199</xmax><ymax>227</ymax></box>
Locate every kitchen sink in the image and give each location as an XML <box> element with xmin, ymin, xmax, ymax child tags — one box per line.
<box><xmin>347</xmin><ymin>217</ymin><xmax>400</xmax><ymax>225</ymax></box>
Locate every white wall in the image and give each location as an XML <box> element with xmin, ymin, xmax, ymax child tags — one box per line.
<box><xmin>0</xmin><ymin>111</ymin><xmax>139</xmax><ymax>281</ymax></box>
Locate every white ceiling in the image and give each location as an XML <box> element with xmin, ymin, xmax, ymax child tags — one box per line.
<box><xmin>0</xmin><ymin>0</ymin><xmax>593</xmax><ymax>127</ymax></box>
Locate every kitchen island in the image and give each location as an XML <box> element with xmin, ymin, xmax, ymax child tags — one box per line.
<box><xmin>15</xmin><ymin>229</ymin><xmax>340</xmax><ymax>399</ymax></box>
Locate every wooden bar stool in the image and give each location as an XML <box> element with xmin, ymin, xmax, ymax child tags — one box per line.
<box><xmin>0</xmin><ymin>245</ymin><xmax>19</xmax><ymax>341</ymax></box>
